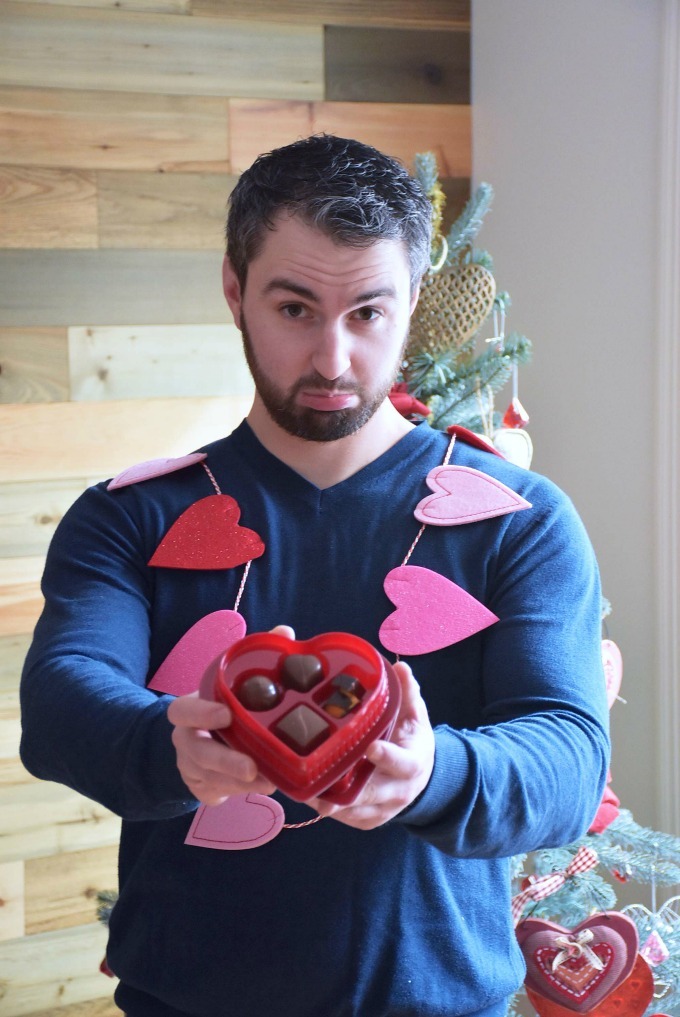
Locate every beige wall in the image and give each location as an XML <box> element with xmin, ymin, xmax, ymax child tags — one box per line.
<box><xmin>472</xmin><ymin>0</ymin><xmax>665</xmax><ymax>833</ymax></box>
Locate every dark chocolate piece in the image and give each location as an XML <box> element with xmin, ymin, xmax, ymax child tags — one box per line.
<box><xmin>281</xmin><ymin>654</ymin><xmax>324</xmax><ymax>692</ymax></box>
<box><xmin>331</xmin><ymin>673</ymin><xmax>365</xmax><ymax>699</ymax></box>
<box><xmin>273</xmin><ymin>705</ymin><xmax>330</xmax><ymax>754</ymax></box>
<box><xmin>237</xmin><ymin>674</ymin><xmax>282</xmax><ymax>711</ymax></box>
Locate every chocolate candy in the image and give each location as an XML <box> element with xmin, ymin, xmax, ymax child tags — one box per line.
<box><xmin>273</xmin><ymin>705</ymin><xmax>330</xmax><ymax>754</ymax></box>
<box><xmin>322</xmin><ymin>674</ymin><xmax>365</xmax><ymax>719</ymax></box>
<box><xmin>281</xmin><ymin>654</ymin><xmax>324</xmax><ymax>692</ymax></box>
<box><xmin>237</xmin><ymin>674</ymin><xmax>282</xmax><ymax>711</ymax></box>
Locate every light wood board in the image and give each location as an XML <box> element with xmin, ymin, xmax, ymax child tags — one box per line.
<box><xmin>0</xmin><ymin>2</ymin><xmax>323</xmax><ymax>100</ymax></box>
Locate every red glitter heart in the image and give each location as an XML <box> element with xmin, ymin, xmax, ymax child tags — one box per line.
<box><xmin>148</xmin><ymin>495</ymin><xmax>265</xmax><ymax>570</ymax></box>
<box><xmin>201</xmin><ymin>632</ymin><xmax>401</xmax><ymax>805</ymax></box>
<box><xmin>516</xmin><ymin>914</ymin><xmax>639</xmax><ymax>1012</ymax></box>
<box><xmin>525</xmin><ymin>953</ymin><xmax>654</xmax><ymax>1017</ymax></box>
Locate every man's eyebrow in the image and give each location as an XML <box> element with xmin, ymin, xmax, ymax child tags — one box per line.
<box><xmin>263</xmin><ymin>278</ymin><xmax>397</xmax><ymax>303</ymax></box>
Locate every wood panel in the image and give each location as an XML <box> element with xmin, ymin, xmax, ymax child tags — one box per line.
<box><xmin>0</xmin><ymin>87</ymin><xmax>230</xmax><ymax>172</ymax></box>
<box><xmin>228</xmin><ymin>100</ymin><xmax>471</xmax><ymax>176</ymax></box>
<box><xmin>0</xmin><ymin>479</ymin><xmax>93</xmax><ymax>558</ymax></box>
<box><xmin>13</xmin><ymin>0</ymin><xmax>187</xmax><ymax>10</ymax></box>
<box><xmin>190</xmin><ymin>0</ymin><xmax>470</xmax><ymax>29</ymax></box>
<box><xmin>0</xmin><ymin>396</ymin><xmax>252</xmax><ymax>482</ymax></box>
<box><xmin>0</xmin><ymin>166</ymin><xmax>97</xmax><ymax>249</ymax></box>
<box><xmin>25</xmin><ymin>844</ymin><xmax>119</xmax><ymax>934</ymax></box>
<box><xmin>0</xmin><ymin>635</ymin><xmax>28</xmax><ymax>758</ymax></box>
<box><xmin>0</xmin><ymin>328</ymin><xmax>70</xmax><ymax>403</ymax></box>
<box><xmin>0</xmin><ymin>922</ymin><xmax>113</xmax><ymax>1016</ymax></box>
<box><xmin>0</xmin><ymin>860</ymin><xmax>24</xmax><ymax>941</ymax></box>
<box><xmin>0</xmin><ymin>774</ymin><xmax>121</xmax><ymax>864</ymax></box>
<box><xmin>0</xmin><ymin>250</ymin><xmax>228</xmax><ymax>326</ymax></box>
<box><xmin>68</xmin><ymin>324</ymin><xmax>253</xmax><ymax>400</ymax></box>
<box><xmin>0</xmin><ymin>557</ymin><xmax>44</xmax><ymax>637</ymax></box>
<box><xmin>97</xmin><ymin>170</ymin><xmax>236</xmax><ymax>249</ymax></box>
<box><xmin>325</xmin><ymin>26</ymin><xmax>470</xmax><ymax>104</ymax></box>
<box><xmin>25</xmin><ymin>999</ymin><xmax>121</xmax><ymax>1017</ymax></box>
<box><xmin>0</xmin><ymin>2</ymin><xmax>323</xmax><ymax>100</ymax></box>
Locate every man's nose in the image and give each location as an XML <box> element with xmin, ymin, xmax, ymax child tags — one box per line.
<box><xmin>311</xmin><ymin>322</ymin><xmax>351</xmax><ymax>381</ymax></box>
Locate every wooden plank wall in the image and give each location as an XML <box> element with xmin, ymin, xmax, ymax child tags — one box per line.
<box><xmin>0</xmin><ymin>2</ymin><xmax>471</xmax><ymax>1013</ymax></box>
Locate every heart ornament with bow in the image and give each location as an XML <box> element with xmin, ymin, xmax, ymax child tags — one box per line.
<box><xmin>516</xmin><ymin>913</ymin><xmax>641</xmax><ymax>1013</ymax></box>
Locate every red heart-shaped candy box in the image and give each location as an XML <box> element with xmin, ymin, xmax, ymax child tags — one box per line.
<box><xmin>201</xmin><ymin>632</ymin><xmax>401</xmax><ymax>804</ymax></box>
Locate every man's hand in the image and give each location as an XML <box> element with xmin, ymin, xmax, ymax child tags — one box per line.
<box><xmin>167</xmin><ymin>694</ymin><xmax>277</xmax><ymax>805</ymax></box>
<box><xmin>307</xmin><ymin>661</ymin><xmax>435</xmax><ymax>830</ymax></box>
<box><xmin>166</xmin><ymin>625</ymin><xmax>296</xmax><ymax>806</ymax></box>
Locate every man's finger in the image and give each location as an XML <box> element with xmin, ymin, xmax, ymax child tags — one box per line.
<box><xmin>167</xmin><ymin>692</ymin><xmax>232</xmax><ymax>730</ymax></box>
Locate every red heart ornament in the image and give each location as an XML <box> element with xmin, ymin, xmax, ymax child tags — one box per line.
<box><xmin>184</xmin><ymin>794</ymin><xmax>285</xmax><ymax>851</ymax></box>
<box><xmin>379</xmin><ymin>565</ymin><xmax>498</xmax><ymax>655</ymax></box>
<box><xmin>148</xmin><ymin>610</ymin><xmax>247</xmax><ymax>696</ymax></box>
<box><xmin>148</xmin><ymin>494</ymin><xmax>265</xmax><ymax>570</ymax></box>
<box><xmin>516</xmin><ymin>913</ymin><xmax>639</xmax><ymax>1013</ymax></box>
<box><xmin>525</xmin><ymin>953</ymin><xmax>654</xmax><ymax>1017</ymax></box>
<box><xmin>200</xmin><ymin>632</ymin><xmax>401</xmax><ymax>805</ymax></box>
<box><xmin>414</xmin><ymin>465</ymin><xmax>531</xmax><ymax>526</ymax></box>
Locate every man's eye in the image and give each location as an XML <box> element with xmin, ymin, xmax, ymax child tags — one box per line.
<box><xmin>354</xmin><ymin>307</ymin><xmax>380</xmax><ymax>321</ymax></box>
<box><xmin>282</xmin><ymin>304</ymin><xmax>306</xmax><ymax>318</ymax></box>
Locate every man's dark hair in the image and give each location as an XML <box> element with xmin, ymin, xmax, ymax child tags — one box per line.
<box><xmin>226</xmin><ymin>134</ymin><xmax>432</xmax><ymax>293</ymax></box>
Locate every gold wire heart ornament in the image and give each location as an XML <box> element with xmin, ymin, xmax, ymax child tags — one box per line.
<box><xmin>407</xmin><ymin>260</ymin><xmax>497</xmax><ymax>360</ymax></box>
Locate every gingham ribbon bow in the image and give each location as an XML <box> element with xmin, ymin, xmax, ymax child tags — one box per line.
<box><xmin>552</xmin><ymin>929</ymin><xmax>604</xmax><ymax>972</ymax></box>
<box><xmin>511</xmin><ymin>846</ymin><xmax>599</xmax><ymax>926</ymax></box>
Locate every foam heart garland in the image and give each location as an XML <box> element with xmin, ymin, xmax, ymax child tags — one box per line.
<box><xmin>148</xmin><ymin>610</ymin><xmax>247</xmax><ymax>696</ymax></box>
<box><xmin>414</xmin><ymin>465</ymin><xmax>531</xmax><ymax>526</ymax></box>
<box><xmin>201</xmin><ymin>631</ymin><xmax>401</xmax><ymax>804</ymax></box>
<box><xmin>516</xmin><ymin>913</ymin><xmax>640</xmax><ymax>1013</ymax></box>
<box><xmin>525</xmin><ymin>953</ymin><xmax>653</xmax><ymax>1017</ymax></box>
<box><xmin>148</xmin><ymin>495</ymin><xmax>265</xmax><ymax>570</ymax></box>
<box><xmin>107</xmin><ymin>452</ymin><xmax>207</xmax><ymax>490</ymax></box>
<box><xmin>379</xmin><ymin>565</ymin><xmax>498</xmax><ymax>655</ymax></box>
<box><xmin>601</xmin><ymin>639</ymin><xmax>623</xmax><ymax>709</ymax></box>
<box><xmin>185</xmin><ymin>794</ymin><xmax>284</xmax><ymax>851</ymax></box>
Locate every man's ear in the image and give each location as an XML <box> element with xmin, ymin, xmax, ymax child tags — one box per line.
<box><xmin>409</xmin><ymin>283</ymin><xmax>421</xmax><ymax>316</ymax></box>
<box><xmin>222</xmin><ymin>255</ymin><xmax>243</xmax><ymax>329</ymax></box>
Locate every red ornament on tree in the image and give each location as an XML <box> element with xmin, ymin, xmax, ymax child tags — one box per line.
<box><xmin>502</xmin><ymin>395</ymin><xmax>530</xmax><ymax>429</ymax></box>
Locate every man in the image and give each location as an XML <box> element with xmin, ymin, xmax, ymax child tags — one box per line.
<box><xmin>20</xmin><ymin>135</ymin><xmax>609</xmax><ymax>1017</ymax></box>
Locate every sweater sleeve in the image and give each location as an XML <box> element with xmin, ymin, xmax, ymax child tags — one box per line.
<box><xmin>19</xmin><ymin>484</ymin><xmax>197</xmax><ymax>821</ymax></box>
<box><xmin>396</xmin><ymin>480</ymin><xmax>611</xmax><ymax>858</ymax></box>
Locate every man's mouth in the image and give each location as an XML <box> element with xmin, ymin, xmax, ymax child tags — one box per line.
<box><xmin>297</xmin><ymin>390</ymin><xmax>359</xmax><ymax>412</ymax></box>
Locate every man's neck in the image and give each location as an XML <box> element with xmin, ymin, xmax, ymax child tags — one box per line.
<box><xmin>246</xmin><ymin>398</ymin><xmax>414</xmax><ymax>490</ymax></box>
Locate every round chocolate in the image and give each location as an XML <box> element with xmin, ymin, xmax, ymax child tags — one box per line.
<box><xmin>237</xmin><ymin>674</ymin><xmax>282</xmax><ymax>711</ymax></box>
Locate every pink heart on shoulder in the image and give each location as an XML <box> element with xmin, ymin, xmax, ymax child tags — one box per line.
<box><xmin>148</xmin><ymin>610</ymin><xmax>246</xmax><ymax>696</ymax></box>
<box><xmin>185</xmin><ymin>794</ymin><xmax>284</xmax><ymax>850</ymax></box>
<box><xmin>107</xmin><ymin>452</ymin><xmax>207</xmax><ymax>490</ymax></box>
<box><xmin>379</xmin><ymin>565</ymin><xmax>498</xmax><ymax>655</ymax></box>
<box><xmin>415</xmin><ymin>465</ymin><xmax>531</xmax><ymax>526</ymax></box>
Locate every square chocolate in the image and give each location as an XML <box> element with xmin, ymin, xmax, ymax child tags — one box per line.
<box><xmin>273</xmin><ymin>704</ymin><xmax>331</xmax><ymax>755</ymax></box>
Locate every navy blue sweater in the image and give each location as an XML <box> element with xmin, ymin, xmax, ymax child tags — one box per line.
<box><xmin>20</xmin><ymin>421</ymin><xmax>610</xmax><ymax>1017</ymax></box>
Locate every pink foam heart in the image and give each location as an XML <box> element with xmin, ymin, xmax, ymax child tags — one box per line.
<box><xmin>148</xmin><ymin>494</ymin><xmax>265</xmax><ymax>570</ymax></box>
<box><xmin>601</xmin><ymin>639</ymin><xmax>623</xmax><ymax>709</ymax></box>
<box><xmin>107</xmin><ymin>452</ymin><xmax>207</xmax><ymax>490</ymax></box>
<box><xmin>414</xmin><ymin>465</ymin><xmax>531</xmax><ymax>526</ymax></box>
<box><xmin>148</xmin><ymin>610</ymin><xmax>246</xmax><ymax>696</ymax></box>
<box><xmin>379</xmin><ymin>565</ymin><xmax>498</xmax><ymax>655</ymax></box>
<box><xmin>185</xmin><ymin>794</ymin><xmax>284</xmax><ymax>850</ymax></box>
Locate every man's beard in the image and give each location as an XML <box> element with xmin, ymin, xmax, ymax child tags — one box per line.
<box><xmin>240</xmin><ymin>314</ymin><xmax>407</xmax><ymax>443</ymax></box>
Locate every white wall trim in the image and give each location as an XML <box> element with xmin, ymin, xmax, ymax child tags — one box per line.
<box><xmin>657</xmin><ymin>0</ymin><xmax>680</xmax><ymax>835</ymax></box>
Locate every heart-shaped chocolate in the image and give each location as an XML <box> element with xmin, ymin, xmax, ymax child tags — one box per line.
<box><xmin>200</xmin><ymin>632</ymin><xmax>400</xmax><ymax>804</ymax></box>
<box><xmin>516</xmin><ymin>913</ymin><xmax>639</xmax><ymax>1013</ymax></box>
